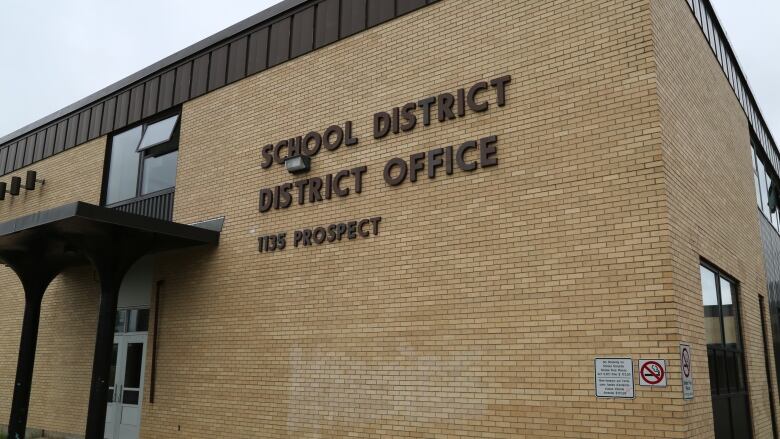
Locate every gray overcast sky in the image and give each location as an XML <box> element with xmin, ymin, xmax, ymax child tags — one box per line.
<box><xmin>711</xmin><ymin>0</ymin><xmax>780</xmax><ymax>137</ymax></box>
<box><xmin>0</xmin><ymin>0</ymin><xmax>283</xmax><ymax>138</ymax></box>
<box><xmin>0</xmin><ymin>1</ymin><xmax>778</xmax><ymax>140</ymax></box>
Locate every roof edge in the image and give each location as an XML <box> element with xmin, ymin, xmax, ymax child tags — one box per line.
<box><xmin>0</xmin><ymin>0</ymin><xmax>308</xmax><ymax>145</ymax></box>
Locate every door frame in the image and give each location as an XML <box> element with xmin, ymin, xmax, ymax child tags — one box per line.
<box><xmin>106</xmin><ymin>331</ymin><xmax>148</xmax><ymax>439</ymax></box>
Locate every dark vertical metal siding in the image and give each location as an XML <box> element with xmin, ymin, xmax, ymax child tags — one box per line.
<box><xmin>291</xmin><ymin>8</ymin><xmax>315</xmax><ymax>58</ymax></box>
<box><xmin>247</xmin><ymin>28</ymin><xmax>269</xmax><ymax>75</ymax></box>
<box><xmin>227</xmin><ymin>38</ymin><xmax>248</xmax><ymax>84</ymax></box>
<box><xmin>191</xmin><ymin>55</ymin><xmax>210</xmax><ymax>98</ymax></box>
<box><xmin>4</xmin><ymin>143</ymin><xmax>15</xmax><ymax>173</ymax></box>
<box><xmin>101</xmin><ymin>97</ymin><xmax>116</xmax><ymax>135</ymax></box>
<box><xmin>143</xmin><ymin>77</ymin><xmax>159</xmax><ymax>118</ymax></box>
<box><xmin>367</xmin><ymin>0</ymin><xmax>394</xmax><ymax>27</ymax></box>
<box><xmin>174</xmin><ymin>62</ymin><xmax>192</xmax><ymax>105</ymax></box>
<box><xmin>43</xmin><ymin>126</ymin><xmax>56</xmax><ymax>158</ymax></box>
<box><xmin>76</xmin><ymin>109</ymin><xmax>90</xmax><ymax>145</ymax></box>
<box><xmin>0</xmin><ymin>147</ymin><xmax>7</xmax><ymax>175</ymax></box>
<box><xmin>208</xmin><ymin>45</ymin><xmax>228</xmax><ymax>91</ymax></box>
<box><xmin>268</xmin><ymin>18</ymin><xmax>291</xmax><ymax>67</ymax></box>
<box><xmin>54</xmin><ymin>121</ymin><xmax>67</xmax><ymax>154</ymax></box>
<box><xmin>114</xmin><ymin>91</ymin><xmax>130</xmax><ymax>129</ymax></box>
<box><xmin>315</xmin><ymin>0</ymin><xmax>340</xmax><ymax>48</ymax></box>
<box><xmin>89</xmin><ymin>103</ymin><xmax>103</xmax><ymax>139</ymax></box>
<box><xmin>398</xmin><ymin>0</ymin><xmax>427</xmax><ymax>14</ymax></box>
<box><xmin>0</xmin><ymin>0</ymin><xmax>439</xmax><ymax>176</ymax></box>
<box><xmin>111</xmin><ymin>189</ymin><xmax>175</xmax><ymax>221</ymax></box>
<box><xmin>158</xmin><ymin>70</ymin><xmax>175</xmax><ymax>111</ymax></box>
<box><xmin>127</xmin><ymin>84</ymin><xmax>144</xmax><ymax>124</ymax></box>
<box><xmin>13</xmin><ymin>140</ymin><xmax>25</xmax><ymax>169</ymax></box>
<box><xmin>64</xmin><ymin>115</ymin><xmax>78</xmax><ymax>150</ymax></box>
<box><xmin>23</xmin><ymin>136</ymin><xmax>35</xmax><ymax>166</ymax></box>
<box><xmin>33</xmin><ymin>132</ymin><xmax>45</xmax><ymax>162</ymax></box>
<box><xmin>341</xmin><ymin>0</ymin><xmax>367</xmax><ymax>37</ymax></box>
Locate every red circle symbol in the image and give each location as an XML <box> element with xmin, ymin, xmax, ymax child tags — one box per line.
<box><xmin>682</xmin><ymin>349</ymin><xmax>691</xmax><ymax>377</ymax></box>
<box><xmin>641</xmin><ymin>361</ymin><xmax>665</xmax><ymax>385</ymax></box>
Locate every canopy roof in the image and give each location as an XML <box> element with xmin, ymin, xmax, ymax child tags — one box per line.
<box><xmin>0</xmin><ymin>201</ymin><xmax>219</xmax><ymax>273</ymax></box>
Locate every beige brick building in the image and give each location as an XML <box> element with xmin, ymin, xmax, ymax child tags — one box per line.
<box><xmin>0</xmin><ymin>0</ymin><xmax>779</xmax><ymax>438</ymax></box>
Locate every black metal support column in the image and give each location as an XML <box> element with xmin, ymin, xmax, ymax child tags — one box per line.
<box><xmin>83</xmin><ymin>245</ymin><xmax>145</xmax><ymax>439</ymax></box>
<box><xmin>6</xmin><ymin>260</ymin><xmax>62</xmax><ymax>439</ymax></box>
<box><xmin>8</xmin><ymin>294</ymin><xmax>43</xmax><ymax>439</ymax></box>
<box><xmin>84</xmin><ymin>268</ymin><xmax>121</xmax><ymax>439</ymax></box>
<box><xmin>0</xmin><ymin>201</ymin><xmax>220</xmax><ymax>439</ymax></box>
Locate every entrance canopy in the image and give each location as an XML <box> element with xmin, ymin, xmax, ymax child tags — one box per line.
<box><xmin>0</xmin><ymin>201</ymin><xmax>218</xmax><ymax>266</ymax></box>
<box><xmin>0</xmin><ymin>202</ymin><xmax>219</xmax><ymax>439</ymax></box>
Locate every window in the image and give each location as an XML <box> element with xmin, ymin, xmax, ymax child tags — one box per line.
<box><xmin>138</xmin><ymin>115</ymin><xmax>178</xmax><ymax>151</ymax></box>
<box><xmin>751</xmin><ymin>143</ymin><xmax>780</xmax><ymax>232</ymax></box>
<box><xmin>106</xmin><ymin>127</ymin><xmax>143</xmax><ymax>204</ymax></box>
<box><xmin>142</xmin><ymin>150</ymin><xmax>178</xmax><ymax>194</ymax></box>
<box><xmin>700</xmin><ymin>263</ymin><xmax>752</xmax><ymax>439</ymax></box>
<box><xmin>757</xmin><ymin>151</ymin><xmax>770</xmax><ymax>217</ymax></box>
<box><xmin>105</xmin><ymin>114</ymin><xmax>180</xmax><ymax>205</ymax></box>
<box><xmin>114</xmin><ymin>309</ymin><xmax>150</xmax><ymax>333</ymax></box>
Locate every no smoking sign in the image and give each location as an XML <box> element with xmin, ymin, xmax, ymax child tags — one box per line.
<box><xmin>639</xmin><ymin>359</ymin><xmax>667</xmax><ymax>387</ymax></box>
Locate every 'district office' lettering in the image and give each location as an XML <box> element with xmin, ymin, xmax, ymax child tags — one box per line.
<box><xmin>258</xmin><ymin>166</ymin><xmax>367</xmax><ymax>213</ymax></box>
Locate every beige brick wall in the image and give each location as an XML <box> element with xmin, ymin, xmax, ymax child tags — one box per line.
<box><xmin>654</xmin><ymin>0</ymin><xmax>780</xmax><ymax>437</ymax></box>
<box><xmin>0</xmin><ymin>137</ymin><xmax>105</xmax><ymax>219</ymax></box>
<box><xmin>147</xmin><ymin>0</ymin><xmax>674</xmax><ymax>437</ymax></box>
<box><xmin>0</xmin><ymin>1</ymin><xmax>775</xmax><ymax>438</ymax></box>
<box><xmin>0</xmin><ymin>137</ymin><xmax>106</xmax><ymax>434</ymax></box>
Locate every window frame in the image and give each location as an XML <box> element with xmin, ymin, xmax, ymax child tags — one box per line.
<box><xmin>141</xmin><ymin>149</ymin><xmax>179</xmax><ymax>196</ymax></box>
<box><xmin>101</xmin><ymin>109</ymin><xmax>181</xmax><ymax>207</ymax></box>
<box><xmin>700</xmin><ymin>262</ymin><xmax>743</xmax><ymax>350</ymax></box>
<box><xmin>114</xmin><ymin>307</ymin><xmax>151</xmax><ymax>334</ymax></box>
<box><xmin>700</xmin><ymin>261</ymin><xmax>750</xmax><ymax>394</ymax></box>
<box><xmin>752</xmin><ymin>140</ymin><xmax>780</xmax><ymax>233</ymax></box>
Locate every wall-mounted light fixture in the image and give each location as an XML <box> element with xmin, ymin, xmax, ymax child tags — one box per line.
<box><xmin>285</xmin><ymin>156</ymin><xmax>311</xmax><ymax>174</ymax></box>
<box><xmin>24</xmin><ymin>171</ymin><xmax>45</xmax><ymax>191</ymax></box>
<box><xmin>0</xmin><ymin>171</ymin><xmax>45</xmax><ymax>200</ymax></box>
<box><xmin>9</xmin><ymin>177</ymin><xmax>21</xmax><ymax>196</ymax></box>
<box><xmin>0</xmin><ymin>177</ymin><xmax>20</xmax><ymax>201</ymax></box>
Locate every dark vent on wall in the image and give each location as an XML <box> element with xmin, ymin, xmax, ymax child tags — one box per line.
<box><xmin>0</xmin><ymin>0</ymin><xmax>439</xmax><ymax>176</ymax></box>
<box><xmin>110</xmin><ymin>189</ymin><xmax>175</xmax><ymax>222</ymax></box>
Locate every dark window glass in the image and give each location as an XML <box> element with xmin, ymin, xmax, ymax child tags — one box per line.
<box><xmin>142</xmin><ymin>150</ymin><xmax>178</xmax><ymax>194</ymax></box>
<box><xmin>716</xmin><ymin>349</ymin><xmax>728</xmax><ymax>394</ymax></box>
<box><xmin>114</xmin><ymin>309</ymin><xmax>128</xmax><ymax>333</ymax></box>
<box><xmin>701</xmin><ymin>266</ymin><xmax>722</xmax><ymax>345</ymax></box>
<box><xmin>753</xmin><ymin>147</ymin><xmax>763</xmax><ymax>209</ymax></box>
<box><xmin>758</xmin><ymin>159</ymin><xmax>770</xmax><ymax>217</ymax></box>
<box><xmin>123</xmin><ymin>390</ymin><xmax>140</xmax><ymax>405</ymax></box>
<box><xmin>137</xmin><ymin>115</ymin><xmax>179</xmax><ymax>151</ymax></box>
<box><xmin>106</xmin><ymin>126</ymin><xmax>142</xmax><ymax>204</ymax></box>
<box><xmin>768</xmin><ymin>171</ymin><xmax>779</xmax><ymax>230</ymax></box>
<box><xmin>105</xmin><ymin>114</ymin><xmax>179</xmax><ymax>205</ymax></box>
<box><xmin>128</xmin><ymin>309</ymin><xmax>150</xmax><ymax>332</ymax></box>
<box><xmin>721</xmin><ymin>279</ymin><xmax>739</xmax><ymax>347</ymax></box>
<box><xmin>700</xmin><ymin>263</ymin><xmax>752</xmax><ymax>439</ymax></box>
<box><xmin>124</xmin><ymin>343</ymin><xmax>143</xmax><ymax>389</ymax></box>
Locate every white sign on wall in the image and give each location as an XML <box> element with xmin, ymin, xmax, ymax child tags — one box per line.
<box><xmin>595</xmin><ymin>358</ymin><xmax>634</xmax><ymax>398</ymax></box>
<box><xmin>680</xmin><ymin>343</ymin><xmax>694</xmax><ymax>400</ymax></box>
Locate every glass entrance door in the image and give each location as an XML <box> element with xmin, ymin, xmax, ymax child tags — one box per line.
<box><xmin>105</xmin><ymin>333</ymin><xmax>147</xmax><ymax>439</ymax></box>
